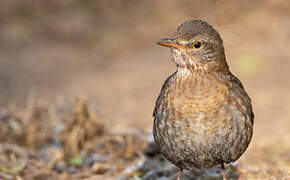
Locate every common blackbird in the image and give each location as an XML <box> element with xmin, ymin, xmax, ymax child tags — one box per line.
<box><xmin>153</xmin><ymin>20</ymin><xmax>254</xmax><ymax>180</ymax></box>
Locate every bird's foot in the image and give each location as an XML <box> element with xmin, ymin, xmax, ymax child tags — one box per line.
<box><xmin>177</xmin><ymin>168</ymin><xmax>183</xmax><ymax>180</ymax></box>
<box><xmin>221</xmin><ymin>163</ymin><xmax>226</xmax><ymax>180</ymax></box>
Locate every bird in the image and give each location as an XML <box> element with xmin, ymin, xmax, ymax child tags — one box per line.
<box><xmin>153</xmin><ymin>20</ymin><xmax>254</xmax><ymax>180</ymax></box>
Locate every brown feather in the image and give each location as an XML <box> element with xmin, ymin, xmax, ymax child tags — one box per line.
<box><xmin>153</xmin><ymin>20</ymin><xmax>254</xmax><ymax>170</ymax></box>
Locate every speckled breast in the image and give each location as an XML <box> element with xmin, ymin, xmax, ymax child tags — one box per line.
<box><xmin>153</xmin><ymin>73</ymin><xmax>253</xmax><ymax>169</ymax></box>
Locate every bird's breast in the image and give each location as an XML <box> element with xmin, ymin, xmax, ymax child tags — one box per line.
<box><xmin>153</xmin><ymin>74</ymin><xmax>253</xmax><ymax>169</ymax></box>
<box><xmin>165</xmin><ymin>75</ymin><xmax>230</xmax><ymax>121</ymax></box>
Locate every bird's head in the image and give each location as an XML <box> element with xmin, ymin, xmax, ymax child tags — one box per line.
<box><xmin>157</xmin><ymin>20</ymin><xmax>229</xmax><ymax>73</ymax></box>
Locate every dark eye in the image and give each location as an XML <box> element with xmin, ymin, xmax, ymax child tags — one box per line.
<box><xmin>193</xmin><ymin>41</ymin><xmax>202</xmax><ymax>49</ymax></box>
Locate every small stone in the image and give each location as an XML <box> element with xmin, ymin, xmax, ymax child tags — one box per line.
<box><xmin>67</xmin><ymin>166</ymin><xmax>79</xmax><ymax>174</ymax></box>
<box><xmin>85</xmin><ymin>153</ymin><xmax>110</xmax><ymax>166</ymax></box>
<box><xmin>92</xmin><ymin>163</ymin><xmax>110</xmax><ymax>174</ymax></box>
<box><xmin>53</xmin><ymin>161</ymin><xmax>66</xmax><ymax>173</ymax></box>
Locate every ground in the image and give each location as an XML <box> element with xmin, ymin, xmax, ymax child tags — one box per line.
<box><xmin>0</xmin><ymin>1</ymin><xmax>289</xmax><ymax>179</ymax></box>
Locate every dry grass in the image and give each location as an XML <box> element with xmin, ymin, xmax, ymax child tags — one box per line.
<box><xmin>0</xmin><ymin>98</ymin><xmax>148</xmax><ymax>179</ymax></box>
<box><xmin>0</xmin><ymin>98</ymin><xmax>289</xmax><ymax>179</ymax></box>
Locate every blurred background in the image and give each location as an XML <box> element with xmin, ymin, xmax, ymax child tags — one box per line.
<box><xmin>0</xmin><ymin>0</ymin><xmax>289</xmax><ymax>179</ymax></box>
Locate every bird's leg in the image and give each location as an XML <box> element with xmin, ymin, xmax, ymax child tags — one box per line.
<box><xmin>177</xmin><ymin>168</ymin><xmax>183</xmax><ymax>180</ymax></box>
<box><xmin>221</xmin><ymin>163</ymin><xmax>226</xmax><ymax>180</ymax></box>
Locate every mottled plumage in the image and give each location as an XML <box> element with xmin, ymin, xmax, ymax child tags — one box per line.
<box><xmin>153</xmin><ymin>20</ymin><xmax>254</xmax><ymax>180</ymax></box>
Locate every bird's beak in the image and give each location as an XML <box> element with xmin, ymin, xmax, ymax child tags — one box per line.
<box><xmin>156</xmin><ymin>38</ymin><xmax>186</xmax><ymax>50</ymax></box>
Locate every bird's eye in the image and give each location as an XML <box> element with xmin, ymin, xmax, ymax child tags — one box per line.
<box><xmin>193</xmin><ymin>41</ymin><xmax>202</xmax><ymax>49</ymax></box>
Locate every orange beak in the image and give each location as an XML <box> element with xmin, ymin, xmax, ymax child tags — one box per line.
<box><xmin>156</xmin><ymin>38</ymin><xmax>186</xmax><ymax>50</ymax></box>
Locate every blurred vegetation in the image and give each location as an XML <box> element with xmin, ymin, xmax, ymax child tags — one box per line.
<box><xmin>236</xmin><ymin>54</ymin><xmax>260</xmax><ymax>76</ymax></box>
<box><xmin>0</xmin><ymin>98</ymin><xmax>148</xmax><ymax>179</ymax></box>
<box><xmin>0</xmin><ymin>0</ymin><xmax>264</xmax><ymax>49</ymax></box>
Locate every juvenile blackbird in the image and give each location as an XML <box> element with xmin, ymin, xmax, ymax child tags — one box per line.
<box><xmin>153</xmin><ymin>20</ymin><xmax>254</xmax><ymax>180</ymax></box>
